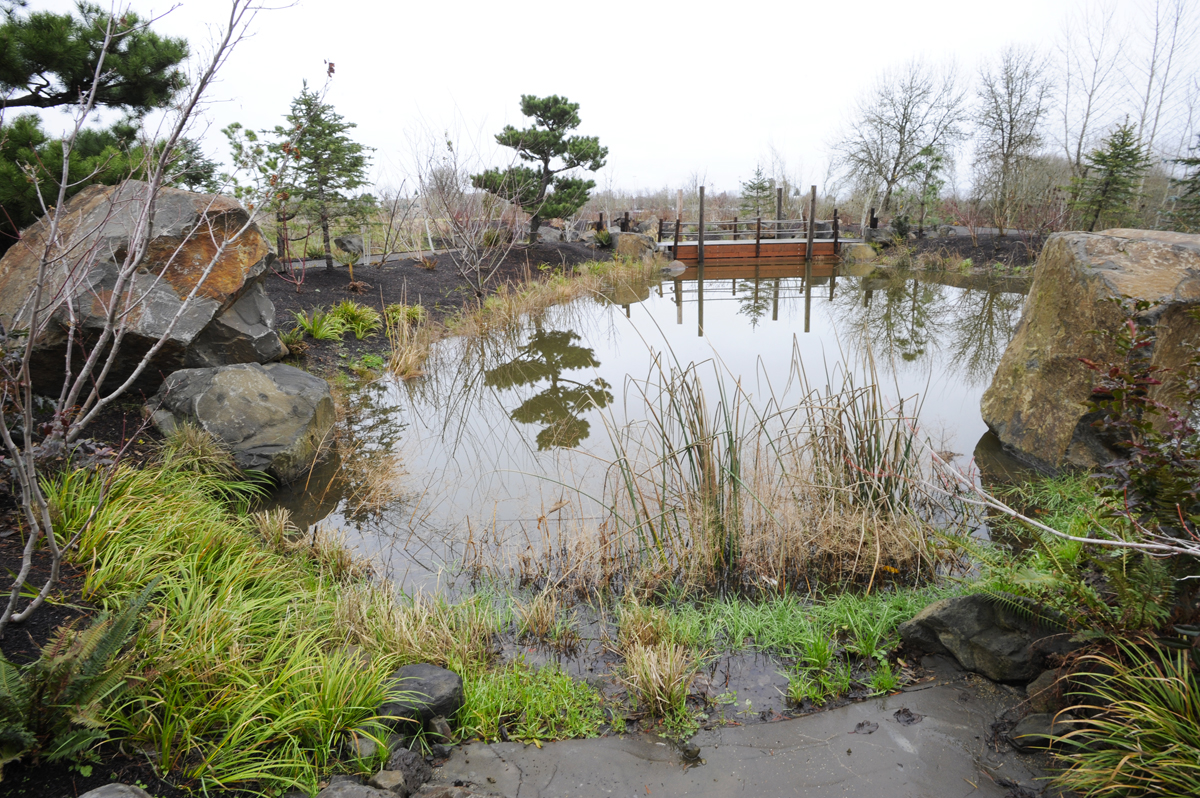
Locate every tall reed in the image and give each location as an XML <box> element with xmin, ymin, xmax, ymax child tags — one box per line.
<box><xmin>590</xmin><ymin>343</ymin><xmax>935</xmax><ymax>594</ymax></box>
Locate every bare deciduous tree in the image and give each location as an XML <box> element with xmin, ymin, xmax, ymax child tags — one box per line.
<box><xmin>0</xmin><ymin>0</ymin><xmax>274</xmax><ymax>634</ymax></box>
<box><xmin>973</xmin><ymin>45</ymin><xmax>1052</xmax><ymax>235</ymax></box>
<box><xmin>1129</xmin><ymin>0</ymin><xmax>1197</xmax><ymax>157</ymax></box>
<box><xmin>1058</xmin><ymin>0</ymin><xmax>1123</xmax><ymax>177</ymax></box>
<box><xmin>835</xmin><ymin>59</ymin><xmax>968</xmax><ymax>214</ymax></box>
<box><xmin>416</xmin><ymin>133</ymin><xmax>526</xmax><ymax>296</ymax></box>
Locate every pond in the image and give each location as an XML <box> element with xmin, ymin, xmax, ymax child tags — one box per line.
<box><xmin>271</xmin><ymin>261</ymin><xmax>1030</xmax><ymax>594</ymax></box>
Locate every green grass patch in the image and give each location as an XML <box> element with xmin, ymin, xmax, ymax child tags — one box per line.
<box><xmin>456</xmin><ymin>660</ymin><xmax>605</xmax><ymax>744</ymax></box>
<box><xmin>41</xmin><ymin>431</ymin><xmax>503</xmax><ymax>794</ymax></box>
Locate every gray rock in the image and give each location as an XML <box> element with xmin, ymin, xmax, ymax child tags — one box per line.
<box><xmin>898</xmin><ymin>593</ymin><xmax>1067</xmax><ymax>683</ymax></box>
<box><xmin>368</xmin><ymin>770</ymin><xmax>410</xmax><ymax>796</ymax></box>
<box><xmin>335</xmin><ymin>234</ymin><xmax>364</xmax><ymax>257</ymax></box>
<box><xmin>379</xmin><ymin>663</ymin><xmax>464</xmax><ymax>728</ymax></box>
<box><xmin>635</xmin><ymin>216</ymin><xmax>661</xmax><ymax>236</ymax></box>
<box><xmin>148</xmin><ymin>362</ymin><xmax>335</xmax><ymax>483</ymax></box>
<box><xmin>1008</xmin><ymin>712</ymin><xmax>1071</xmax><ymax>752</ymax></box>
<box><xmin>387</xmin><ymin>747</ymin><xmax>433</xmax><ymax>789</ymax></box>
<box><xmin>186</xmin><ymin>279</ymin><xmax>286</xmax><ymax>368</ymax></box>
<box><xmin>79</xmin><ymin>786</ymin><xmax>155</xmax><ymax>798</ymax></box>
<box><xmin>317</xmin><ymin>782</ymin><xmax>393</xmax><ymax>798</ymax></box>
<box><xmin>0</xmin><ymin>181</ymin><xmax>282</xmax><ymax>394</ymax></box>
<box><xmin>429</xmin><ymin>715</ymin><xmax>453</xmax><ymax>741</ymax></box>
<box><xmin>346</xmin><ymin>729</ymin><xmax>381</xmax><ymax>760</ymax></box>
<box><xmin>1026</xmin><ymin>669</ymin><xmax>1061</xmax><ymax>713</ymax></box>
<box><xmin>938</xmin><ymin>224</ymin><xmax>957</xmax><ymax>237</ymax></box>
<box><xmin>537</xmin><ymin>226</ymin><xmax>563</xmax><ymax>243</ymax></box>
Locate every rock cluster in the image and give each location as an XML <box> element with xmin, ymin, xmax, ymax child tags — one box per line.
<box><xmin>898</xmin><ymin>593</ymin><xmax>1078</xmax><ymax>683</ymax></box>
<box><xmin>0</xmin><ymin>180</ymin><xmax>285</xmax><ymax>393</ymax></box>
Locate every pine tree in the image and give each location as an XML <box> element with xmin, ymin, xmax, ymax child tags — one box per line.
<box><xmin>1069</xmin><ymin>121</ymin><xmax>1152</xmax><ymax>232</ymax></box>
<box><xmin>1167</xmin><ymin>135</ymin><xmax>1200</xmax><ymax>233</ymax></box>
<box><xmin>739</xmin><ymin>166</ymin><xmax>775</xmax><ymax>217</ymax></box>
<box><xmin>472</xmin><ymin>95</ymin><xmax>606</xmax><ymax>244</ymax></box>
<box><xmin>0</xmin><ymin>3</ymin><xmax>189</xmax><ymax>254</ymax></box>
<box><xmin>274</xmin><ymin>83</ymin><xmax>372</xmax><ymax>270</ymax></box>
<box><xmin>0</xmin><ymin>3</ymin><xmax>187</xmax><ymax>112</ymax></box>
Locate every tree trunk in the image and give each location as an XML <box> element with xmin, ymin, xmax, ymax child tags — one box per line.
<box><xmin>318</xmin><ymin>184</ymin><xmax>333</xmax><ymax>270</ymax></box>
<box><xmin>527</xmin><ymin>160</ymin><xmax>553</xmax><ymax>245</ymax></box>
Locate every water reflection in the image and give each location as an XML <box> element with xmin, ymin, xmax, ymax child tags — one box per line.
<box><xmin>483</xmin><ymin>327</ymin><xmax>614</xmax><ymax>450</ymax></box>
<box><xmin>269</xmin><ymin>262</ymin><xmax>1031</xmax><ymax>592</ymax></box>
<box><xmin>831</xmin><ymin>269</ymin><xmax>1025</xmax><ymax>384</ymax></box>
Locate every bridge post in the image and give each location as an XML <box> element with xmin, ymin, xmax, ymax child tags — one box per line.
<box><xmin>698</xmin><ymin>186</ymin><xmax>705</xmax><ymax>265</ymax></box>
<box><xmin>805</xmin><ymin>185</ymin><xmax>816</xmax><ymax>276</ymax></box>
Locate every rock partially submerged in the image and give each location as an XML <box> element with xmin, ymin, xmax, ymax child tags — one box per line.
<box><xmin>0</xmin><ymin>181</ymin><xmax>285</xmax><ymax>393</ymax></box>
<box><xmin>148</xmin><ymin>362</ymin><xmax>334</xmax><ymax>483</ymax></box>
<box><xmin>981</xmin><ymin>228</ymin><xmax>1200</xmax><ymax>472</ymax></box>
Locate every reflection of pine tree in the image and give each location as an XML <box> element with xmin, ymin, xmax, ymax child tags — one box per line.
<box><xmin>483</xmin><ymin>329</ymin><xmax>613</xmax><ymax>450</ymax></box>
<box><xmin>736</xmin><ymin>280</ymin><xmax>771</xmax><ymax>328</ymax></box>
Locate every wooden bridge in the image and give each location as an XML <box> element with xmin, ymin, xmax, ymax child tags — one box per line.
<box><xmin>652</xmin><ymin>186</ymin><xmax>860</xmax><ymax>263</ymax></box>
<box><xmin>658</xmin><ymin>217</ymin><xmax>851</xmax><ymax>261</ymax></box>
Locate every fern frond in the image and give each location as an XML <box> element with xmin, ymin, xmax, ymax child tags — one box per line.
<box><xmin>980</xmin><ymin>589</ymin><xmax>1071</xmax><ymax>631</ymax></box>
<box><xmin>0</xmin><ymin>658</ymin><xmax>29</xmax><ymax>719</ymax></box>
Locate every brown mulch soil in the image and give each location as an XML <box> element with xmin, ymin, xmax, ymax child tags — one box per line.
<box><xmin>264</xmin><ymin>241</ymin><xmax>612</xmax><ymax>375</ymax></box>
<box><xmin>904</xmin><ymin>232</ymin><xmax>1043</xmax><ymax>269</ymax></box>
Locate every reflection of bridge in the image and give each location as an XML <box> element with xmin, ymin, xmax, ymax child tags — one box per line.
<box><xmin>631</xmin><ymin>260</ymin><xmax>843</xmax><ymax>337</ymax></box>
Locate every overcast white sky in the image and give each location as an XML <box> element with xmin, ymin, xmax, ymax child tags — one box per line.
<box><xmin>33</xmin><ymin>0</ymin><xmax>1116</xmax><ymax>194</ymax></box>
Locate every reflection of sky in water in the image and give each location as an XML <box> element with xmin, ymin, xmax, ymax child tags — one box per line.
<box><xmin>288</xmin><ymin>267</ymin><xmax>1026</xmax><ymax>593</ymax></box>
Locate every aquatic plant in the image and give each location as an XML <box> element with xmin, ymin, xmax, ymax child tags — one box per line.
<box><xmin>456</xmin><ymin>661</ymin><xmax>605</xmax><ymax>744</ymax></box>
<box><xmin>619</xmin><ymin>643</ymin><xmax>696</xmax><ymax>731</ymax></box>
<box><xmin>579</xmin><ymin>343</ymin><xmax>934</xmax><ymax>594</ymax></box>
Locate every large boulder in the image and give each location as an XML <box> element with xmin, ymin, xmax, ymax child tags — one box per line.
<box><xmin>635</xmin><ymin>216</ymin><xmax>661</xmax><ymax>237</ymax></box>
<box><xmin>981</xmin><ymin>229</ymin><xmax>1200</xmax><ymax>472</ymax></box>
<box><xmin>615</xmin><ymin>232</ymin><xmax>658</xmax><ymax>261</ymax></box>
<box><xmin>0</xmin><ymin>180</ymin><xmax>284</xmax><ymax>393</ymax></box>
<box><xmin>898</xmin><ymin>593</ymin><xmax>1072</xmax><ymax>683</ymax></box>
<box><xmin>148</xmin><ymin>363</ymin><xmax>334</xmax><ymax>483</ymax></box>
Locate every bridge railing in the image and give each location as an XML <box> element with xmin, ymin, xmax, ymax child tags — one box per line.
<box><xmin>658</xmin><ymin>217</ymin><xmax>840</xmax><ymax>242</ymax></box>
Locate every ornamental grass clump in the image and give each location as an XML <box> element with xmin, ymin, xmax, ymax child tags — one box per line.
<box><xmin>330</xmin><ymin>300</ymin><xmax>382</xmax><ymax>339</ymax></box>
<box><xmin>1055</xmin><ymin>639</ymin><xmax>1200</xmax><ymax>798</ymax></box>
<box><xmin>36</xmin><ymin>445</ymin><xmax>435</xmax><ymax>793</ymax></box>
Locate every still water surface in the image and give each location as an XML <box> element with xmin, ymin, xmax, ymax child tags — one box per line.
<box><xmin>273</xmin><ymin>262</ymin><xmax>1028</xmax><ymax>593</ymax></box>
